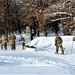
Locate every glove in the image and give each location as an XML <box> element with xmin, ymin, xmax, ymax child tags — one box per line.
<box><xmin>19</xmin><ymin>40</ymin><xmax>20</xmax><ymax>42</ymax></box>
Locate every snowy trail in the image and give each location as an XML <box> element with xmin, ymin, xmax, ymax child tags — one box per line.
<box><xmin>0</xmin><ymin>50</ymin><xmax>74</xmax><ymax>74</ymax></box>
<box><xmin>0</xmin><ymin>36</ymin><xmax>75</xmax><ymax>74</ymax></box>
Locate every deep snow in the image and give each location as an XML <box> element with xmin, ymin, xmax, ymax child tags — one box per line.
<box><xmin>0</xmin><ymin>34</ymin><xmax>75</xmax><ymax>75</ymax></box>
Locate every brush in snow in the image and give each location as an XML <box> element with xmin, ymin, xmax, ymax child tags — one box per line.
<box><xmin>25</xmin><ymin>45</ymin><xmax>41</xmax><ymax>51</ymax></box>
<box><xmin>25</xmin><ymin>45</ymin><xmax>36</xmax><ymax>51</ymax></box>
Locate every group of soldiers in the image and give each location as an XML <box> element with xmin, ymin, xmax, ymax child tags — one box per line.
<box><xmin>0</xmin><ymin>32</ymin><xmax>75</xmax><ymax>55</ymax></box>
<box><xmin>55</xmin><ymin>34</ymin><xmax>75</xmax><ymax>54</ymax></box>
<box><xmin>0</xmin><ymin>32</ymin><xmax>25</xmax><ymax>50</ymax></box>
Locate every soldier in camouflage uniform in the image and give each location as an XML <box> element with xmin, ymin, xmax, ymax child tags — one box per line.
<box><xmin>8</xmin><ymin>32</ymin><xmax>16</xmax><ymax>50</ymax></box>
<box><xmin>73</xmin><ymin>37</ymin><xmax>75</xmax><ymax>41</ymax></box>
<box><xmin>19</xmin><ymin>34</ymin><xmax>25</xmax><ymax>49</ymax></box>
<box><xmin>55</xmin><ymin>34</ymin><xmax>64</xmax><ymax>54</ymax></box>
<box><xmin>0</xmin><ymin>34</ymin><xmax>8</xmax><ymax>50</ymax></box>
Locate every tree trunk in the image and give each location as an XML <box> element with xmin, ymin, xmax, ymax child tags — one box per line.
<box><xmin>37</xmin><ymin>30</ymin><xmax>40</xmax><ymax>37</ymax></box>
<box><xmin>30</xmin><ymin>25</ymin><xmax>33</xmax><ymax>40</ymax></box>
<box><xmin>44</xmin><ymin>29</ymin><xmax>47</xmax><ymax>36</ymax></box>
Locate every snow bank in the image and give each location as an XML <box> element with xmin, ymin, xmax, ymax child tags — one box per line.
<box><xmin>27</xmin><ymin>37</ymin><xmax>54</xmax><ymax>48</ymax></box>
<box><xmin>27</xmin><ymin>36</ymin><xmax>75</xmax><ymax>53</ymax></box>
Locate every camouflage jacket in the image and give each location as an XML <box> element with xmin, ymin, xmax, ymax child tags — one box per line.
<box><xmin>8</xmin><ymin>34</ymin><xmax>16</xmax><ymax>45</ymax></box>
<box><xmin>55</xmin><ymin>36</ymin><xmax>63</xmax><ymax>45</ymax></box>
<box><xmin>20</xmin><ymin>36</ymin><xmax>25</xmax><ymax>43</ymax></box>
<box><xmin>73</xmin><ymin>37</ymin><xmax>75</xmax><ymax>41</ymax></box>
<box><xmin>0</xmin><ymin>35</ymin><xmax>8</xmax><ymax>45</ymax></box>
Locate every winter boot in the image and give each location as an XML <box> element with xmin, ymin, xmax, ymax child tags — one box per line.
<box><xmin>61</xmin><ymin>52</ymin><xmax>64</xmax><ymax>55</ymax></box>
<box><xmin>55</xmin><ymin>52</ymin><xmax>58</xmax><ymax>54</ymax></box>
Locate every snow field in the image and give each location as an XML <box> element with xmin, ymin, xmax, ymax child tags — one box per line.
<box><xmin>0</xmin><ymin>34</ymin><xmax>75</xmax><ymax>74</ymax></box>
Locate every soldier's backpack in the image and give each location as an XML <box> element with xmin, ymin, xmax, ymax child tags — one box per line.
<box><xmin>57</xmin><ymin>37</ymin><xmax>63</xmax><ymax>44</ymax></box>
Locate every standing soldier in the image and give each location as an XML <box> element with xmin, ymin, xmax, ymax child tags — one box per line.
<box><xmin>0</xmin><ymin>34</ymin><xmax>8</xmax><ymax>50</ymax></box>
<box><xmin>8</xmin><ymin>32</ymin><xmax>16</xmax><ymax>50</ymax></box>
<box><xmin>71</xmin><ymin>36</ymin><xmax>75</xmax><ymax>53</ymax></box>
<box><xmin>73</xmin><ymin>36</ymin><xmax>75</xmax><ymax>41</ymax></box>
<box><xmin>19</xmin><ymin>34</ymin><xmax>25</xmax><ymax>49</ymax></box>
<box><xmin>55</xmin><ymin>34</ymin><xmax>64</xmax><ymax>54</ymax></box>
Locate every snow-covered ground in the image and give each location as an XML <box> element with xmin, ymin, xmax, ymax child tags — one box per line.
<box><xmin>0</xmin><ymin>34</ymin><xmax>75</xmax><ymax>75</ymax></box>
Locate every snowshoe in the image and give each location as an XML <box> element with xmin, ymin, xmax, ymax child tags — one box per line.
<box><xmin>55</xmin><ymin>52</ymin><xmax>58</xmax><ymax>54</ymax></box>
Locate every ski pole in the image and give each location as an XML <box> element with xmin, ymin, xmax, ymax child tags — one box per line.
<box><xmin>64</xmin><ymin>48</ymin><xmax>68</xmax><ymax>54</ymax></box>
<box><xmin>71</xmin><ymin>41</ymin><xmax>74</xmax><ymax>54</ymax></box>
